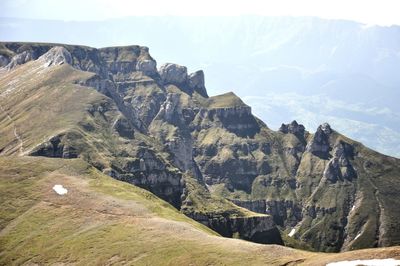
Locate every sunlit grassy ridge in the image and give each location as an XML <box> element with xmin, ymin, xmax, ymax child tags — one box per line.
<box><xmin>1</xmin><ymin>156</ymin><xmax>399</xmax><ymax>265</ymax></box>
<box><xmin>0</xmin><ymin>156</ymin><xmax>294</xmax><ymax>265</ymax></box>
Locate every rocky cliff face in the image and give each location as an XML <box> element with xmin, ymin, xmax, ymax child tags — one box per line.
<box><xmin>188</xmin><ymin>212</ymin><xmax>283</xmax><ymax>244</ymax></box>
<box><xmin>1</xmin><ymin>42</ymin><xmax>399</xmax><ymax>252</ymax></box>
<box><xmin>39</xmin><ymin>46</ymin><xmax>73</xmax><ymax>67</ymax></box>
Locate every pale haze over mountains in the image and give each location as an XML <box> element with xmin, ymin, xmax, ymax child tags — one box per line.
<box><xmin>1</xmin><ymin>16</ymin><xmax>399</xmax><ymax>157</ymax></box>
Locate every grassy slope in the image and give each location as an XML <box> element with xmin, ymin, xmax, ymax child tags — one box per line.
<box><xmin>206</xmin><ymin>92</ymin><xmax>248</xmax><ymax>109</ymax></box>
<box><xmin>182</xmin><ymin>174</ymin><xmax>264</xmax><ymax>218</ymax></box>
<box><xmin>0</xmin><ymin>60</ymin><xmax>112</xmax><ymax>157</ymax></box>
<box><xmin>0</xmin><ymin>58</ymin><xmax>149</xmax><ymax>172</ymax></box>
<box><xmin>0</xmin><ymin>156</ymin><xmax>298</xmax><ymax>265</ymax></box>
<box><xmin>0</xmin><ymin>156</ymin><xmax>399</xmax><ymax>265</ymax></box>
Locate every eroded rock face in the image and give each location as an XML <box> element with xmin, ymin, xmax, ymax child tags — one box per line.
<box><xmin>155</xmin><ymin>93</ymin><xmax>183</xmax><ymax>124</ymax></box>
<box><xmin>151</xmin><ymin>93</ymin><xmax>196</xmax><ymax>173</ymax></box>
<box><xmin>136</xmin><ymin>59</ymin><xmax>157</xmax><ymax>76</ymax></box>
<box><xmin>187</xmin><ymin>212</ymin><xmax>283</xmax><ymax>245</ymax></box>
<box><xmin>188</xmin><ymin>70</ymin><xmax>208</xmax><ymax>98</ymax></box>
<box><xmin>80</xmin><ymin>74</ymin><xmax>146</xmax><ymax>132</ymax></box>
<box><xmin>29</xmin><ymin>135</ymin><xmax>78</xmax><ymax>159</ymax></box>
<box><xmin>231</xmin><ymin>199</ymin><xmax>303</xmax><ymax>227</ymax></box>
<box><xmin>279</xmin><ymin>120</ymin><xmax>306</xmax><ymax>139</ymax></box>
<box><xmin>194</xmin><ymin>106</ymin><xmax>261</xmax><ymax>138</ymax></box>
<box><xmin>159</xmin><ymin>63</ymin><xmax>188</xmax><ymax>86</ymax></box>
<box><xmin>39</xmin><ymin>46</ymin><xmax>72</xmax><ymax>67</ymax></box>
<box><xmin>113</xmin><ymin>115</ymin><xmax>135</xmax><ymax>139</ymax></box>
<box><xmin>323</xmin><ymin>141</ymin><xmax>357</xmax><ymax>183</ymax></box>
<box><xmin>0</xmin><ymin>55</ymin><xmax>10</xmax><ymax>67</ymax></box>
<box><xmin>306</xmin><ymin>122</ymin><xmax>332</xmax><ymax>159</ymax></box>
<box><xmin>108</xmin><ymin>147</ymin><xmax>184</xmax><ymax>208</ymax></box>
<box><xmin>6</xmin><ymin>51</ymin><xmax>34</xmax><ymax>70</ymax></box>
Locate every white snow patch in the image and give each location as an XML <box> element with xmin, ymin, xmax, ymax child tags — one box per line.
<box><xmin>354</xmin><ymin>233</ymin><xmax>361</xmax><ymax>240</ymax></box>
<box><xmin>288</xmin><ymin>228</ymin><xmax>296</xmax><ymax>237</ymax></box>
<box><xmin>53</xmin><ymin>184</ymin><xmax>68</xmax><ymax>195</ymax></box>
<box><xmin>326</xmin><ymin>258</ymin><xmax>400</xmax><ymax>266</ymax></box>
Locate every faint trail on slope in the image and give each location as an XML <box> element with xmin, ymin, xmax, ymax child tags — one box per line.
<box><xmin>0</xmin><ymin>100</ymin><xmax>24</xmax><ymax>155</ymax></box>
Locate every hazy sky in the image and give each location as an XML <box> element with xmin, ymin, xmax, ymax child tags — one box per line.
<box><xmin>1</xmin><ymin>0</ymin><xmax>399</xmax><ymax>26</ymax></box>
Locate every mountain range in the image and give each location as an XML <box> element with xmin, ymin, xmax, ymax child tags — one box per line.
<box><xmin>0</xmin><ymin>41</ymin><xmax>400</xmax><ymax>264</ymax></box>
<box><xmin>1</xmin><ymin>16</ymin><xmax>400</xmax><ymax>157</ymax></box>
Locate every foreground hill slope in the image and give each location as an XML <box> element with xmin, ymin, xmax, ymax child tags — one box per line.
<box><xmin>0</xmin><ymin>156</ymin><xmax>291</xmax><ymax>265</ymax></box>
<box><xmin>1</xmin><ymin>156</ymin><xmax>400</xmax><ymax>265</ymax></box>
<box><xmin>1</xmin><ymin>42</ymin><xmax>400</xmax><ymax>252</ymax></box>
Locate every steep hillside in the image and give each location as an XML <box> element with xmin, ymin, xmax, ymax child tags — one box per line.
<box><xmin>1</xmin><ymin>156</ymin><xmax>400</xmax><ymax>265</ymax></box>
<box><xmin>1</xmin><ymin>42</ymin><xmax>400</xmax><ymax>253</ymax></box>
<box><xmin>0</xmin><ymin>156</ymin><xmax>291</xmax><ymax>265</ymax></box>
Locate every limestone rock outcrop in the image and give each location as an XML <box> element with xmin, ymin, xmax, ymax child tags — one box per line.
<box><xmin>39</xmin><ymin>46</ymin><xmax>73</xmax><ymax>67</ymax></box>
<box><xmin>187</xmin><ymin>212</ymin><xmax>283</xmax><ymax>244</ymax></box>
<box><xmin>159</xmin><ymin>63</ymin><xmax>188</xmax><ymax>86</ymax></box>
<box><xmin>188</xmin><ymin>70</ymin><xmax>208</xmax><ymax>98</ymax></box>
<box><xmin>136</xmin><ymin>59</ymin><xmax>157</xmax><ymax>76</ymax></box>
<box><xmin>306</xmin><ymin>122</ymin><xmax>332</xmax><ymax>159</ymax></box>
<box><xmin>29</xmin><ymin>134</ymin><xmax>78</xmax><ymax>159</ymax></box>
<box><xmin>323</xmin><ymin>140</ymin><xmax>357</xmax><ymax>183</ymax></box>
<box><xmin>6</xmin><ymin>50</ymin><xmax>34</xmax><ymax>70</ymax></box>
<box><xmin>0</xmin><ymin>55</ymin><xmax>9</xmax><ymax>67</ymax></box>
<box><xmin>279</xmin><ymin>120</ymin><xmax>306</xmax><ymax>139</ymax></box>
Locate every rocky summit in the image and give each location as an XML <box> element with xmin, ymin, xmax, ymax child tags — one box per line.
<box><xmin>1</xmin><ymin>42</ymin><xmax>400</xmax><ymax>259</ymax></box>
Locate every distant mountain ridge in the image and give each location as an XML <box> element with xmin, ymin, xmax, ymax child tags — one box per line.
<box><xmin>2</xmin><ymin>16</ymin><xmax>399</xmax><ymax>157</ymax></box>
<box><xmin>1</xmin><ymin>42</ymin><xmax>400</xmax><ymax>253</ymax></box>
